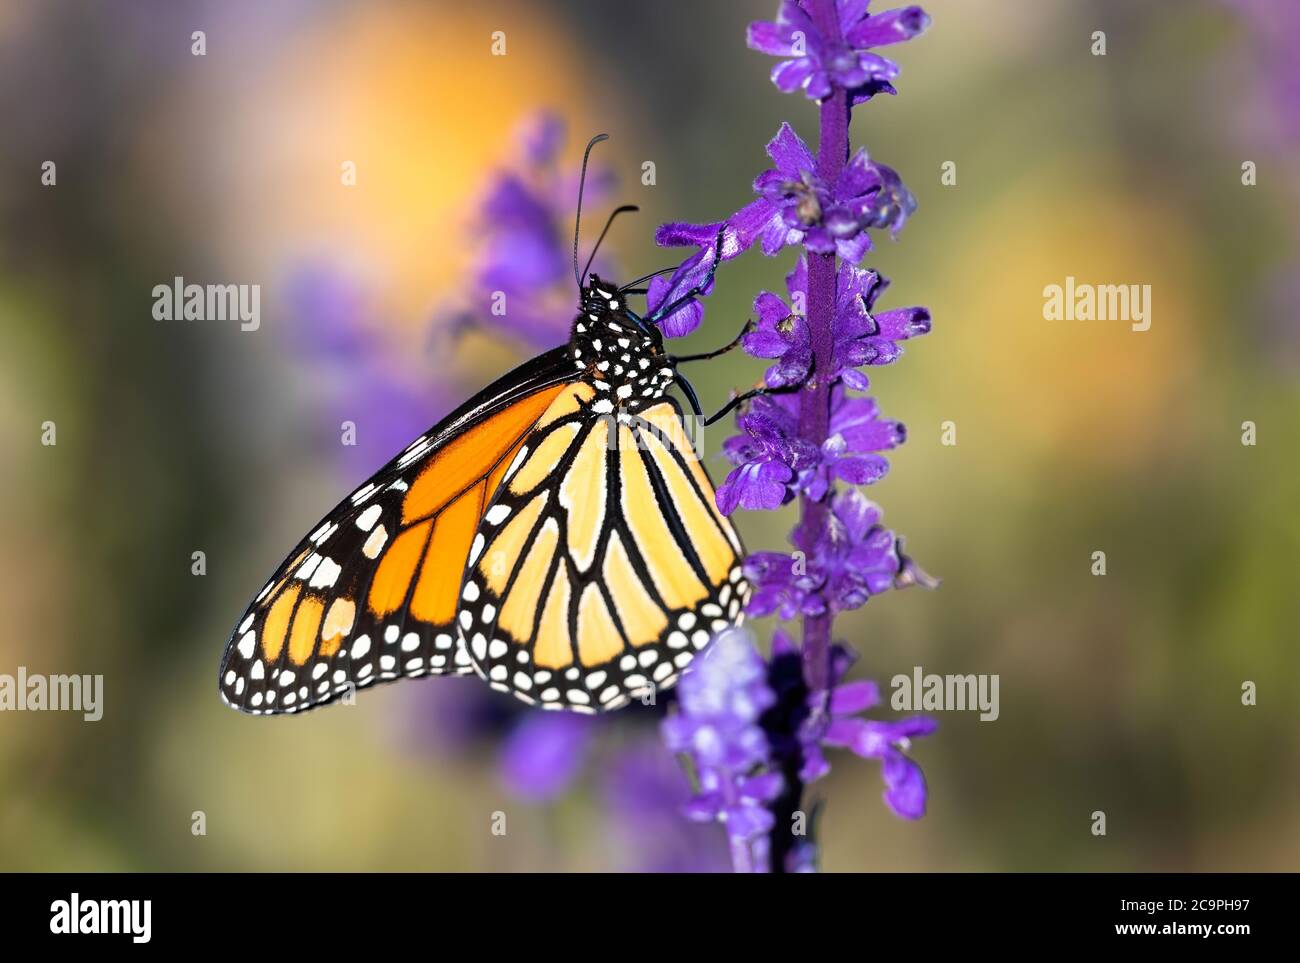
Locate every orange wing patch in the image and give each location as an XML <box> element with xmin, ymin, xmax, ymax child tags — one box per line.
<box><xmin>368</xmin><ymin>520</ymin><xmax>431</xmax><ymax>618</ymax></box>
<box><xmin>410</xmin><ymin>483</ymin><xmax>484</xmax><ymax>624</ymax></box>
<box><xmin>402</xmin><ymin>385</ymin><xmax>565</xmax><ymax>524</ymax></box>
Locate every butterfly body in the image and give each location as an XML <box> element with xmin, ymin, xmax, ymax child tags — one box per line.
<box><xmin>219</xmin><ymin>275</ymin><xmax>748</xmax><ymax>716</ymax></box>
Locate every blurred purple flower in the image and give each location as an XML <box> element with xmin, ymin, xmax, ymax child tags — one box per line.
<box><xmin>747</xmin><ymin>0</ymin><xmax>930</xmax><ymax>103</ymax></box>
<box><xmin>601</xmin><ymin>741</ymin><xmax>732</xmax><ymax>872</ymax></box>
<box><xmin>283</xmin><ymin>260</ymin><xmax>378</xmax><ymax>359</ymax></box>
<box><xmin>401</xmin><ymin>676</ymin><xmax>521</xmax><ymax>757</ymax></box>
<box><xmin>1227</xmin><ymin>0</ymin><xmax>1300</xmax><ymax>144</ymax></box>
<box><xmin>660</xmin><ymin>629</ymin><xmax>782</xmax><ymax>870</ymax></box>
<box><xmin>500</xmin><ymin>711</ymin><xmax>597</xmax><ymax>802</ymax></box>
<box><xmin>469</xmin><ymin>111</ymin><xmax>617</xmax><ymax>348</ymax></box>
<box><xmin>280</xmin><ymin>259</ymin><xmax>458</xmax><ymax>475</ymax></box>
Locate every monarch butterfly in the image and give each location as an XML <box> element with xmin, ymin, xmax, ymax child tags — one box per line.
<box><xmin>218</xmin><ymin>136</ymin><xmax>761</xmax><ymax>716</ymax></box>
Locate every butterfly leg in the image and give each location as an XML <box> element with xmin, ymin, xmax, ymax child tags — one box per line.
<box><xmin>703</xmin><ymin>381</ymin><xmax>802</xmax><ymax>427</ymax></box>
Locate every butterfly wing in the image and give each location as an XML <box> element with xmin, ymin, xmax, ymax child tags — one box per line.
<box><xmin>218</xmin><ymin>347</ymin><xmax>576</xmax><ymax>715</ymax></box>
<box><xmin>457</xmin><ymin>388</ymin><xmax>750</xmax><ymax>712</ymax></box>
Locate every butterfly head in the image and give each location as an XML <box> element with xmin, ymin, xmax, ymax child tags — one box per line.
<box><xmin>571</xmin><ymin>275</ymin><xmax>674</xmax><ymax>410</ymax></box>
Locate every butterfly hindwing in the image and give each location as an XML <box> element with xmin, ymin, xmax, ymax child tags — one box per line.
<box><xmin>218</xmin><ymin>350</ymin><xmax>574</xmax><ymax>715</ymax></box>
<box><xmin>458</xmin><ymin>388</ymin><xmax>751</xmax><ymax>713</ymax></box>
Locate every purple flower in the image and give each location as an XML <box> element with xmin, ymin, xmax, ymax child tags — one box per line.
<box><xmin>764</xmin><ymin>632</ymin><xmax>935</xmax><ymax>820</ymax></box>
<box><xmin>863</xmin><ymin>161</ymin><xmax>918</xmax><ymax>234</ymax></box>
<box><xmin>823</xmin><ymin>710</ymin><xmax>936</xmax><ymax>819</ymax></box>
<box><xmin>660</xmin><ymin>630</ymin><xmax>782</xmax><ymax>863</ymax></box>
<box><xmin>744</xmin><ymin>487</ymin><xmax>931</xmax><ymax>619</ymax></box>
<box><xmin>744</xmin><ymin>277</ymin><xmax>812</xmax><ymax>389</ymax></box>
<box><xmin>657</xmin><ymin>124</ymin><xmax>917</xmax><ymax>271</ymax></box>
<box><xmin>742</xmin><ymin>256</ymin><xmax>931</xmax><ymax>390</ymax></box>
<box><xmin>471</xmin><ymin>111</ymin><xmax>617</xmax><ymax>348</ymax></box>
<box><xmin>748</xmin><ymin>1</ymin><xmax>930</xmax><ymax>103</ymax></box>
<box><xmin>717</xmin><ymin>387</ymin><xmax>903</xmax><ymax>513</ymax></box>
<box><xmin>748</xmin><ymin>122</ymin><xmax>883</xmax><ymax>262</ymax></box>
<box><xmin>716</xmin><ymin>402</ymin><xmax>817</xmax><ymax>514</ymax></box>
<box><xmin>646</xmin><ymin>220</ymin><xmax>749</xmax><ymax>338</ymax></box>
<box><xmin>499</xmin><ymin>711</ymin><xmax>597</xmax><ymax>802</ymax></box>
<box><xmin>600</xmin><ymin>741</ymin><xmax>732</xmax><ymax>872</ymax></box>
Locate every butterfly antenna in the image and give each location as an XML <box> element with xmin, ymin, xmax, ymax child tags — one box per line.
<box><xmin>618</xmin><ymin>265</ymin><xmax>678</xmax><ymax>293</ymax></box>
<box><xmin>581</xmin><ymin>204</ymin><xmax>639</xmax><ymax>286</ymax></box>
<box><xmin>573</xmin><ymin>133</ymin><xmax>610</xmax><ymax>288</ymax></box>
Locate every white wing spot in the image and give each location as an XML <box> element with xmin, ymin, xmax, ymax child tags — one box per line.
<box><xmin>309</xmin><ymin>557</ymin><xmax>342</xmax><ymax>589</ymax></box>
<box><xmin>355</xmin><ymin>504</ymin><xmax>383</xmax><ymax>531</ymax></box>
<box><xmin>362</xmin><ymin>525</ymin><xmax>388</xmax><ymax>559</ymax></box>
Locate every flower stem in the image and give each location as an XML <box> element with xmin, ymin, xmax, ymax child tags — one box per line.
<box><xmin>797</xmin><ymin>0</ymin><xmax>850</xmax><ymax>696</ymax></box>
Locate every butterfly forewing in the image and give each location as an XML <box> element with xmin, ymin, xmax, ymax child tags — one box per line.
<box><xmin>457</xmin><ymin>390</ymin><xmax>751</xmax><ymax>713</ymax></box>
<box><xmin>218</xmin><ymin>350</ymin><xmax>574</xmax><ymax>715</ymax></box>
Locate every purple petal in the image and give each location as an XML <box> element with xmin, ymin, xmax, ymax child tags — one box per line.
<box><xmin>846</xmin><ymin>6</ymin><xmax>932</xmax><ymax>48</ymax></box>
<box><xmin>828</xmin><ymin>679</ymin><xmax>881</xmax><ymax>715</ymax></box>
<box><xmin>765</xmin><ymin>122</ymin><xmax>816</xmax><ymax>178</ymax></box>
<box><xmin>746</xmin><ymin>20</ymin><xmax>796</xmax><ymax>57</ymax></box>
<box><xmin>874</xmin><ymin>306</ymin><xmax>931</xmax><ymax>339</ymax></box>
<box><xmin>838</xmin><ymin>0</ymin><xmax>872</xmax><ymax>34</ymax></box>
<box><xmin>730</xmin><ymin>198</ymin><xmax>780</xmax><ymax>253</ymax></box>
<box><xmin>724</xmin><ymin>804</ymin><xmax>775</xmax><ymax>841</ymax></box>
<box><xmin>804</xmin><ymin>69</ymin><xmax>833</xmax><ymax>102</ymax></box>
<box><xmin>881</xmin><ymin>751</ymin><xmax>928</xmax><ymax>819</ymax></box>
<box><xmin>771</xmin><ymin>57</ymin><xmax>815</xmax><ymax>94</ymax></box>
<box><xmin>655</xmin><ymin>220</ymin><xmax>722</xmax><ymax>248</ymax></box>
<box><xmin>835</xmin><ymin>231</ymin><xmax>872</xmax><ymax>263</ymax></box>
<box><xmin>744</xmin><ymin>329</ymin><xmax>794</xmax><ymax>358</ymax></box>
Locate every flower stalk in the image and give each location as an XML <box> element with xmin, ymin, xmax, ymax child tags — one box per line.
<box><xmin>799</xmin><ymin>0</ymin><xmax>851</xmax><ymax>696</ymax></box>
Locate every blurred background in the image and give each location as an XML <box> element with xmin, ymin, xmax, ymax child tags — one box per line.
<box><xmin>1</xmin><ymin>0</ymin><xmax>1297</xmax><ymax>871</ymax></box>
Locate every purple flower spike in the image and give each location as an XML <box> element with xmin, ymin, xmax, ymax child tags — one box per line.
<box><xmin>657</xmin><ymin>0</ymin><xmax>937</xmax><ymax>871</ymax></box>
<box><xmin>748</xmin><ymin>1</ymin><xmax>930</xmax><ymax>103</ymax></box>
